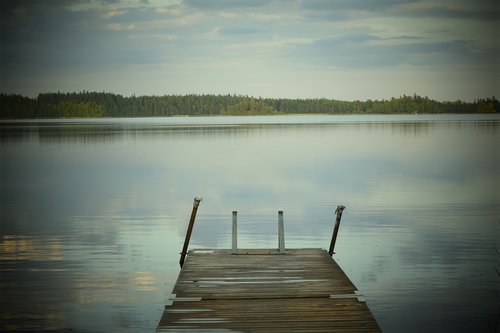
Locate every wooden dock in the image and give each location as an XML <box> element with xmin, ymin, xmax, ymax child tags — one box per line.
<box><xmin>157</xmin><ymin>248</ymin><xmax>382</xmax><ymax>332</ymax></box>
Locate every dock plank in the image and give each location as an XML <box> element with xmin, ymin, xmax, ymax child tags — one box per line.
<box><xmin>157</xmin><ymin>248</ymin><xmax>381</xmax><ymax>332</ymax></box>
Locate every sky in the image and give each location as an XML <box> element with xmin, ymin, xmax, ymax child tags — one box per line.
<box><xmin>0</xmin><ymin>0</ymin><xmax>499</xmax><ymax>101</ymax></box>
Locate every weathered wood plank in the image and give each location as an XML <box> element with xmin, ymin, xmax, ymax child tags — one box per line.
<box><xmin>157</xmin><ymin>248</ymin><xmax>381</xmax><ymax>332</ymax></box>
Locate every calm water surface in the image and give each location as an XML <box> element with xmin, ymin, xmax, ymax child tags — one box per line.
<box><xmin>1</xmin><ymin>114</ymin><xmax>499</xmax><ymax>332</ymax></box>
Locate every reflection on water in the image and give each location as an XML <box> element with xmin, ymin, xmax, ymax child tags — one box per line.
<box><xmin>1</xmin><ymin>235</ymin><xmax>64</xmax><ymax>261</ymax></box>
<box><xmin>1</xmin><ymin>115</ymin><xmax>498</xmax><ymax>145</ymax></box>
<box><xmin>0</xmin><ymin>115</ymin><xmax>499</xmax><ymax>332</ymax></box>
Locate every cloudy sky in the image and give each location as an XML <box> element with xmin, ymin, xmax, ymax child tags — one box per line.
<box><xmin>1</xmin><ymin>0</ymin><xmax>499</xmax><ymax>101</ymax></box>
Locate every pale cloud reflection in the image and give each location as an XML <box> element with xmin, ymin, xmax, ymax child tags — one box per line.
<box><xmin>0</xmin><ymin>235</ymin><xmax>64</xmax><ymax>261</ymax></box>
<box><xmin>133</xmin><ymin>272</ymin><xmax>159</xmax><ymax>291</ymax></box>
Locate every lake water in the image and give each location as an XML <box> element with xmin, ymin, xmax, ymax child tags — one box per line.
<box><xmin>1</xmin><ymin>114</ymin><xmax>499</xmax><ymax>332</ymax></box>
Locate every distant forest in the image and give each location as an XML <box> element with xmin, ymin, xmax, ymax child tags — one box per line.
<box><xmin>0</xmin><ymin>92</ymin><xmax>498</xmax><ymax>118</ymax></box>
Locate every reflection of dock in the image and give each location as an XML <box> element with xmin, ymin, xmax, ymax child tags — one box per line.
<box><xmin>157</xmin><ymin>199</ymin><xmax>381</xmax><ymax>332</ymax></box>
<box><xmin>157</xmin><ymin>248</ymin><xmax>382</xmax><ymax>332</ymax></box>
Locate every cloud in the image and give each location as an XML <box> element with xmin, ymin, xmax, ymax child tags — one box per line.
<box><xmin>299</xmin><ymin>0</ymin><xmax>500</xmax><ymax>22</ymax></box>
<box><xmin>101</xmin><ymin>7</ymin><xmax>127</xmax><ymax>19</ymax></box>
<box><xmin>219</xmin><ymin>26</ymin><xmax>265</xmax><ymax>36</ymax></box>
<box><xmin>394</xmin><ymin>2</ymin><xmax>500</xmax><ymax>21</ymax></box>
<box><xmin>283</xmin><ymin>33</ymin><xmax>491</xmax><ymax>70</ymax></box>
<box><xmin>106</xmin><ymin>23</ymin><xmax>136</xmax><ymax>31</ymax></box>
<box><xmin>184</xmin><ymin>0</ymin><xmax>272</xmax><ymax>10</ymax></box>
<box><xmin>300</xmin><ymin>0</ymin><xmax>419</xmax><ymax>12</ymax></box>
<box><xmin>250</xmin><ymin>12</ymin><xmax>282</xmax><ymax>21</ymax></box>
<box><xmin>219</xmin><ymin>11</ymin><xmax>237</xmax><ymax>18</ymax></box>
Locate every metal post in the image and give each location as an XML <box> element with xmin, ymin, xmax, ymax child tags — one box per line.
<box><xmin>328</xmin><ymin>205</ymin><xmax>346</xmax><ymax>256</ymax></box>
<box><xmin>232</xmin><ymin>211</ymin><xmax>238</xmax><ymax>254</ymax></box>
<box><xmin>278</xmin><ymin>211</ymin><xmax>285</xmax><ymax>253</ymax></box>
<box><xmin>179</xmin><ymin>197</ymin><xmax>202</xmax><ymax>267</ymax></box>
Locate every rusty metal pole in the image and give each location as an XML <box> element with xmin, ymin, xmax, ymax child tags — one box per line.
<box><xmin>179</xmin><ymin>197</ymin><xmax>202</xmax><ymax>268</ymax></box>
<box><xmin>278</xmin><ymin>211</ymin><xmax>285</xmax><ymax>253</ymax></box>
<box><xmin>232</xmin><ymin>211</ymin><xmax>238</xmax><ymax>254</ymax></box>
<box><xmin>328</xmin><ymin>205</ymin><xmax>345</xmax><ymax>256</ymax></box>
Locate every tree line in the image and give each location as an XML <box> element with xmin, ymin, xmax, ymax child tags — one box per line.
<box><xmin>0</xmin><ymin>92</ymin><xmax>498</xmax><ymax>118</ymax></box>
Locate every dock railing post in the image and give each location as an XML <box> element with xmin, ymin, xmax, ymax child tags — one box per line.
<box><xmin>232</xmin><ymin>211</ymin><xmax>238</xmax><ymax>254</ymax></box>
<box><xmin>328</xmin><ymin>205</ymin><xmax>345</xmax><ymax>256</ymax></box>
<box><xmin>179</xmin><ymin>197</ymin><xmax>202</xmax><ymax>268</ymax></box>
<box><xmin>278</xmin><ymin>211</ymin><xmax>285</xmax><ymax>253</ymax></box>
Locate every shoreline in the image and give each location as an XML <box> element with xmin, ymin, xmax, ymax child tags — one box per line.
<box><xmin>1</xmin><ymin>113</ymin><xmax>499</xmax><ymax>124</ymax></box>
